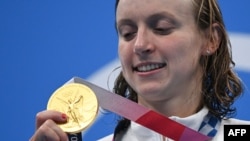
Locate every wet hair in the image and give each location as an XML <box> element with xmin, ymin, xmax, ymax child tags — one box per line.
<box><xmin>113</xmin><ymin>0</ymin><xmax>243</xmax><ymax>139</ymax></box>
<box><xmin>191</xmin><ymin>0</ymin><xmax>243</xmax><ymax>118</ymax></box>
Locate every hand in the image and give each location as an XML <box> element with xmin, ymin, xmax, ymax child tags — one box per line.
<box><xmin>29</xmin><ymin>110</ymin><xmax>68</xmax><ymax>141</ymax></box>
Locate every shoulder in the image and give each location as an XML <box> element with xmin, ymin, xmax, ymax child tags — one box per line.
<box><xmin>211</xmin><ymin>118</ymin><xmax>250</xmax><ymax>141</ymax></box>
<box><xmin>97</xmin><ymin>118</ymin><xmax>250</xmax><ymax>141</ymax></box>
<box><xmin>222</xmin><ymin>118</ymin><xmax>250</xmax><ymax>124</ymax></box>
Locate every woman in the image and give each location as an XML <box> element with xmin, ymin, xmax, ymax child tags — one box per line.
<box><xmin>30</xmin><ymin>0</ymin><xmax>250</xmax><ymax>140</ymax></box>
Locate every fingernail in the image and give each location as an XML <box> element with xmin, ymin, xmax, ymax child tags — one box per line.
<box><xmin>62</xmin><ymin>113</ymin><xmax>67</xmax><ymax>120</ymax></box>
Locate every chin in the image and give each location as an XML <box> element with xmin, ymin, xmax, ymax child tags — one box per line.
<box><xmin>136</xmin><ymin>86</ymin><xmax>161</xmax><ymax>96</ymax></box>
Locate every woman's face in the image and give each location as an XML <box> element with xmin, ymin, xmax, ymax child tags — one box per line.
<box><xmin>116</xmin><ymin>0</ymin><xmax>207</xmax><ymax>101</ymax></box>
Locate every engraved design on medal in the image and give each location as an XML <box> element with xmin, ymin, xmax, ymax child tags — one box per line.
<box><xmin>56</xmin><ymin>90</ymin><xmax>83</xmax><ymax>128</ymax></box>
<box><xmin>47</xmin><ymin>83</ymin><xmax>98</xmax><ymax>133</ymax></box>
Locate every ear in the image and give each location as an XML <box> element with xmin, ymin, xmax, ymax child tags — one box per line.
<box><xmin>202</xmin><ymin>23</ymin><xmax>222</xmax><ymax>55</ymax></box>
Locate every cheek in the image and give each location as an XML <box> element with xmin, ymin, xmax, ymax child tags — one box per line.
<box><xmin>177</xmin><ymin>44</ymin><xmax>203</xmax><ymax>74</ymax></box>
<box><xmin>118</xmin><ymin>44</ymin><xmax>131</xmax><ymax>68</ymax></box>
<box><xmin>118</xmin><ymin>44</ymin><xmax>133</xmax><ymax>83</ymax></box>
<box><xmin>161</xmin><ymin>35</ymin><xmax>202</xmax><ymax>67</ymax></box>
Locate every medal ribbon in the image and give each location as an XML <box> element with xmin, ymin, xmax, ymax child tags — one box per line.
<box><xmin>67</xmin><ymin>133</ymin><xmax>82</xmax><ymax>141</ymax></box>
<box><xmin>69</xmin><ymin>77</ymin><xmax>211</xmax><ymax>141</ymax></box>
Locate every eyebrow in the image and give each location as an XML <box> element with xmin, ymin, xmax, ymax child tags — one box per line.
<box><xmin>115</xmin><ymin>11</ymin><xmax>181</xmax><ymax>31</ymax></box>
<box><xmin>116</xmin><ymin>19</ymin><xmax>134</xmax><ymax>28</ymax></box>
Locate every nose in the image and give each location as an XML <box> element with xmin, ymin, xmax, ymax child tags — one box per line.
<box><xmin>133</xmin><ymin>28</ymin><xmax>154</xmax><ymax>55</ymax></box>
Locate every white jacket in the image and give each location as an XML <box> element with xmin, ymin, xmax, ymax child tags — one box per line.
<box><xmin>98</xmin><ymin>107</ymin><xmax>250</xmax><ymax>141</ymax></box>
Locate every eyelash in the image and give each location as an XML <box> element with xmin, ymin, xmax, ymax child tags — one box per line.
<box><xmin>153</xmin><ymin>27</ymin><xmax>173</xmax><ymax>35</ymax></box>
<box><xmin>119</xmin><ymin>29</ymin><xmax>136</xmax><ymax>41</ymax></box>
<box><xmin>119</xmin><ymin>26</ymin><xmax>173</xmax><ymax>41</ymax></box>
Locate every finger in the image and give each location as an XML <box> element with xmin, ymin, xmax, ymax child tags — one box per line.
<box><xmin>36</xmin><ymin>110</ymin><xmax>67</xmax><ymax>130</ymax></box>
<box><xmin>30</xmin><ymin>119</ymin><xmax>68</xmax><ymax>141</ymax></box>
<box><xmin>30</xmin><ymin>127</ymin><xmax>60</xmax><ymax>141</ymax></box>
<box><xmin>44</xmin><ymin>119</ymin><xmax>68</xmax><ymax>140</ymax></box>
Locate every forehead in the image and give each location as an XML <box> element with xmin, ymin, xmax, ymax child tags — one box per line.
<box><xmin>116</xmin><ymin>0</ymin><xmax>194</xmax><ymax>21</ymax></box>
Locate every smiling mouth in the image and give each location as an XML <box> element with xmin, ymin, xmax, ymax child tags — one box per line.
<box><xmin>133</xmin><ymin>63</ymin><xmax>167</xmax><ymax>72</ymax></box>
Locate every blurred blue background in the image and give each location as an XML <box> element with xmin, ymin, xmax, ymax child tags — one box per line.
<box><xmin>0</xmin><ymin>0</ymin><xmax>249</xmax><ymax>140</ymax></box>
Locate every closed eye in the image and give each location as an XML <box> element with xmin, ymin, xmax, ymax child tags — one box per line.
<box><xmin>118</xmin><ymin>24</ymin><xmax>137</xmax><ymax>41</ymax></box>
<box><xmin>153</xmin><ymin>27</ymin><xmax>173</xmax><ymax>35</ymax></box>
<box><xmin>122</xmin><ymin>31</ymin><xmax>136</xmax><ymax>41</ymax></box>
<box><xmin>117</xmin><ymin>19</ymin><xmax>137</xmax><ymax>41</ymax></box>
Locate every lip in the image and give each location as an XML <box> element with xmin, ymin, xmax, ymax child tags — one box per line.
<box><xmin>132</xmin><ymin>62</ymin><xmax>167</xmax><ymax>72</ymax></box>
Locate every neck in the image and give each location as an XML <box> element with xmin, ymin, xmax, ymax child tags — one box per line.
<box><xmin>138</xmin><ymin>86</ymin><xmax>204</xmax><ymax>118</ymax></box>
<box><xmin>138</xmin><ymin>69</ymin><xmax>204</xmax><ymax>118</ymax></box>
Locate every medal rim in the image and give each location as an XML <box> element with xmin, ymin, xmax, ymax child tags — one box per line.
<box><xmin>47</xmin><ymin>83</ymin><xmax>99</xmax><ymax>133</ymax></box>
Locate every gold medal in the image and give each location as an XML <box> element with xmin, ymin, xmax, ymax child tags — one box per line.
<box><xmin>47</xmin><ymin>83</ymin><xmax>98</xmax><ymax>133</ymax></box>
